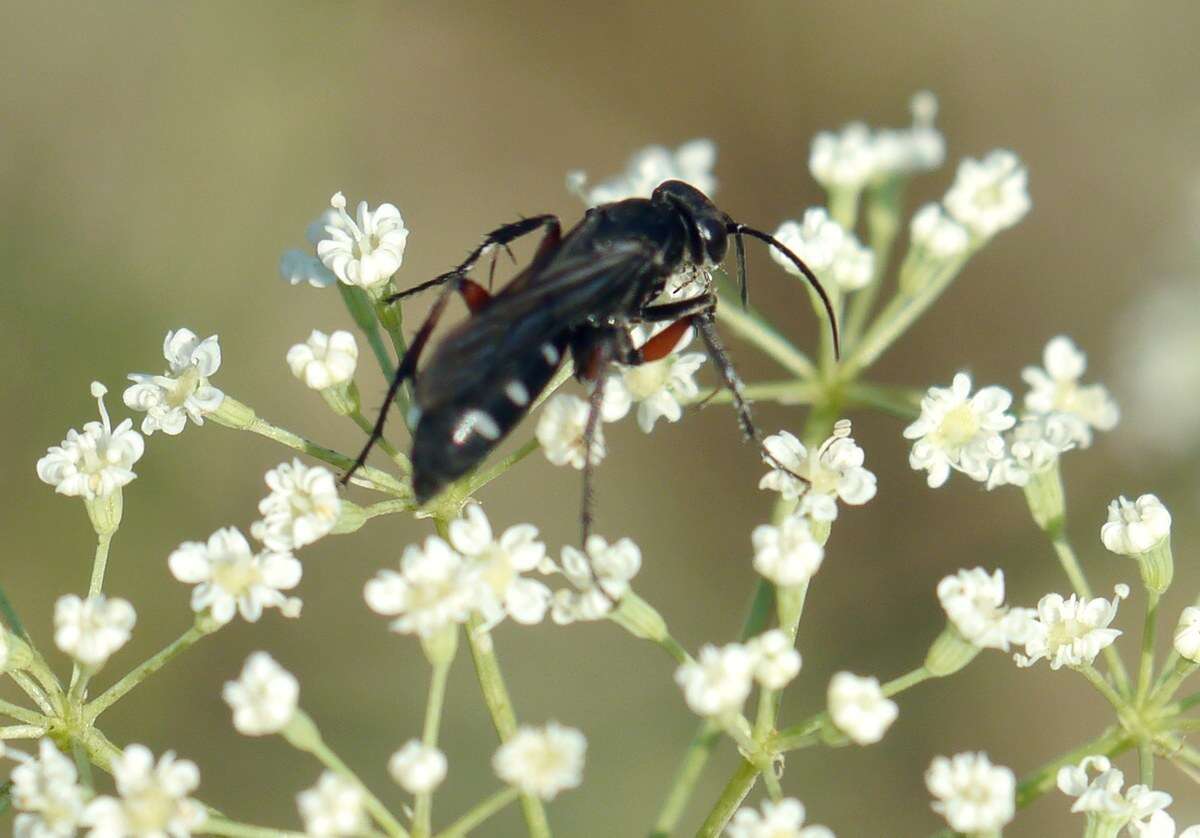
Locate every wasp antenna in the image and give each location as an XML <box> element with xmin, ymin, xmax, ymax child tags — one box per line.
<box><xmin>732</xmin><ymin>225</ymin><xmax>749</xmax><ymax>309</ymax></box>
<box><xmin>734</xmin><ymin>224</ymin><xmax>840</xmax><ymax>359</ymax></box>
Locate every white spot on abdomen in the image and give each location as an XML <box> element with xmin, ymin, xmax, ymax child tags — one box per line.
<box><xmin>505</xmin><ymin>380</ymin><xmax>530</xmax><ymax>406</ymax></box>
<box><xmin>541</xmin><ymin>343</ymin><xmax>560</xmax><ymax>365</ymax></box>
<box><xmin>452</xmin><ymin>409</ymin><xmax>502</xmax><ymax>444</ymax></box>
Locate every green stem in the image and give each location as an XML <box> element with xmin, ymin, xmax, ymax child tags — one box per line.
<box><xmin>463</xmin><ymin>614</ymin><xmax>551</xmax><ymax>838</ymax></box>
<box><xmin>1150</xmin><ymin>659</ymin><xmax>1197</xmax><ymax>709</ymax></box>
<box><xmin>713</xmin><ymin>277</ymin><xmax>816</xmax><ymax>380</ymax></box>
<box><xmin>0</xmin><ymin>698</ymin><xmax>48</xmax><ymax>727</ymax></box>
<box><xmin>696</xmin><ymin>759</ymin><xmax>758</xmax><ymax>838</ymax></box>
<box><xmin>349</xmin><ymin>409</ymin><xmax>408</xmax><ymax>471</ymax></box>
<box><xmin>881</xmin><ymin>666</ymin><xmax>934</xmax><ymax>697</ymax></box>
<box><xmin>9</xmin><ymin>673</ymin><xmax>56</xmax><ymax>717</ymax></box>
<box><xmin>1139</xmin><ymin>740</ymin><xmax>1155</xmax><ymax>787</ymax></box>
<box><xmin>1137</xmin><ymin>591</ymin><xmax>1160</xmax><ymax>706</ymax></box>
<box><xmin>88</xmin><ymin>531</ymin><xmax>113</xmax><ymax>599</ymax></box>
<box><xmin>85</xmin><ymin>621</ymin><xmax>214</xmax><ymax>723</ymax></box>
<box><xmin>203</xmin><ymin>818</ymin><xmax>307</xmax><ymax>838</ymax></box>
<box><xmin>338</xmin><ymin>283</ymin><xmax>396</xmax><ymax>380</ymax></box>
<box><xmin>688</xmin><ymin>379</ymin><xmax>821</xmax><ymax>407</ymax></box>
<box><xmin>0</xmin><ymin>724</ymin><xmax>46</xmax><ymax>739</ymax></box>
<box><xmin>838</xmin><ymin>249</ymin><xmax>972</xmax><ymax>381</ymax></box>
<box><xmin>285</xmin><ymin>712</ymin><xmax>407</xmax><ymax>838</ymax></box>
<box><xmin>433</xmin><ymin>787</ymin><xmax>520</xmax><ymax>838</ymax></box>
<box><xmin>244</xmin><ymin>415</ymin><xmax>408</xmax><ymax>497</ymax></box>
<box><xmin>842</xmin><ymin>179</ymin><xmax>903</xmax><ymax>348</ymax></box>
<box><xmin>844</xmin><ymin>381</ymin><xmax>921</xmax><ymax>420</ymax></box>
<box><xmin>1077</xmin><ymin>665</ymin><xmax>1128</xmax><ymax>716</ymax></box>
<box><xmin>0</xmin><ymin>580</ymin><xmax>27</xmax><ymax>639</ymax></box>
<box><xmin>372</xmin><ymin>290</ymin><xmax>414</xmax><ymax>428</ymax></box>
<box><xmin>414</xmin><ymin>655</ymin><xmax>454</xmax><ymax>838</ymax></box>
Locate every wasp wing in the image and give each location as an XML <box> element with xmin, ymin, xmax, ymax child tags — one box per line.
<box><xmin>413</xmin><ymin>242</ymin><xmax>658</xmax><ymax>410</ymax></box>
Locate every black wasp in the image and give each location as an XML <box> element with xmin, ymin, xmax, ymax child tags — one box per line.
<box><xmin>342</xmin><ymin>180</ymin><xmax>837</xmax><ymax>536</ymax></box>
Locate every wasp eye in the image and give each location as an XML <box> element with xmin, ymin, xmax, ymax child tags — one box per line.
<box><xmin>698</xmin><ymin>217</ymin><xmax>728</xmax><ymax>264</ymax></box>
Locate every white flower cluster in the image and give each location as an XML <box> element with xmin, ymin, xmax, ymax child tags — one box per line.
<box><xmin>905</xmin><ymin>337</ymin><xmax>1117</xmax><ymax>491</ymax></box>
<box><xmin>568</xmin><ymin>139</ymin><xmax>717</xmax><ymax>205</ymax></box>
<box><xmin>287</xmin><ymin>329</ymin><xmax>359</xmax><ymax>391</ymax></box>
<box><xmin>674</xmin><ymin>630</ymin><xmax>802</xmax><ymax>718</ymax></box>
<box><xmin>124</xmin><ymin>328</ymin><xmax>224</xmax><ymax>436</ymax></box>
<box><xmin>727</xmin><ymin>797</ymin><xmax>834</xmax><ymax>838</ymax></box>
<box><xmin>808</xmin><ymin>91</ymin><xmax>945</xmax><ymax>193</ymax></box>
<box><xmin>547</xmin><ymin>534</ymin><xmax>642</xmax><ymax>625</ymax></box>
<box><xmin>316</xmin><ymin>192</ymin><xmax>410</xmax><ymax>291</ymax></box>
<box><xmin>1058</xmin><ymin>755</ymin><xmax>1189</xmax><ymax>836</ymax></box>
<box><xmin>770</xmin><ymin>208</ymin><xmax>875</xmax><ymax>292</ymax></box>
<box><xmin>1015</xmin><ymin>585</ymin><xmax>1129</xmax><ymax>670</ymax></box>
<box><xmin>1174</xmin><ymin>607</ymin><xmax>1200</xmax><ymax>663</ymax></box>
<box><xmin>222</xmin><ymin>651</ymin><xmax>299</xmax><ymax>736</ymax></box>
<box><xmin>1101</xmin><ymin>494</ymin><xmax>1171</xmax><ymax>557</ymax></box>
<box><xmin>6</xmin><ymin>740</ymin><xmax>205</xmax><ymax>837</ymax></box>
<box><xmin>826</xmin><ymin>672</ymin><xmax>898</xmax><ymax>745</ymax></box>
<box><xmin>250</xmin><ymin>459</ymin><xmax>342</xmax><ymax>553</ymax></box>
<box><xmin>365</xmin><ymin>504</ymin><xmax>553</xmax><ymax>636</ymax></box>
<box><xmin>758</xmin><ymin>421</ymin><xmax>877</xmax><ymax>521</ymax></box>
<box><xmin>937</xmin><ymin>567</ymin><xmax>1035</xmax><ymax>652</ymax></box>
<box><xmin>37</xmin><ymin>382</ymin><xmax>145</xmax><ymax>500</ymax></box>
<box><xmin>298</xmin><ymin>771</ymin><xmax>367</xmax><ymax>836</ymax></box>
<box><xmin>493</xmin><ymin>721</ymin><xmax>587</xmax><ymax>801</ymax></box>
<box><xmin>53</xmin><ymin>592</ymin><xmax>136</xmax><ymax>669</ymax></box>
<box><xmin>926</xmin><ymin>751</ymin><xmax>1016</xmax><ymax>833</ymax></box>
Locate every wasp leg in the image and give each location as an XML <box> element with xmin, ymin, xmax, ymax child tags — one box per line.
<box><xmin>637</xmin><ymin>292</ymin><xmax>717</xmax><ymax>324</ymax></box>
<box><xmin>340</xmin><ymin>277</ymin><xmax>462</xmax><ymax>486</ymax></box>
<box><xmin>692</xmin><ymin>313</ymin><xmax>758</xmax><ymax>442</ymax></box>
<box><xmin>385</xmin><ymin>215</ymin><xmax>561</xmax><ymax>304</ymax></box>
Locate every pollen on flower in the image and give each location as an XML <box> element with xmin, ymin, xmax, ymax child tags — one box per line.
<box><xmin>37</xmin><ymin>381</ymin><xmax>145</xmax><ymax>499</ymax></box>
<box><xmin>287</xmin><ymin>329</ymin><xmax>359</xmax><ymax>391</ymax></box>
<box><xmin>603</xmin><ymin>324</ymin><xmax>706</xmax><ymax>433</ymax></box>
<box><xmin>903</xmin><ymin>373</ymin><xmax>1015</xmax><ymax>488</ymax></box>
<box><xmin>316</xmin><ymin>192</ymin><xmax>409</xmax><ymax>290</ymax></box>
<box><xmin>222</xmin><ymin>651</ymin><xmax>299</xmax><ymax>736</ymax></box>
<box><xmin>568</xmin><ymin>139</ymin><xmax>716</xmax><ymax>206</ymax></box>
<box><xmin>827</xmin><ymin>672</ymin><xmax>898</xmax><ymax>745</ymax></box>
<box><xmin>168</xmin><ymin>527</ymin><xmax>302</xmax><ymax>625</ymax></box>
<box><xmin>493</xmin><ymin>722</ymin><xmax>587</xmax><ymax>800</ymax></box>
<box><xmin>123</xmin><ymin>328</ymin><xmax>224</xmax><ymax>436</ymax></box>
<box><xmin>53</xmin><ymin>593</ymin><xmax>136</xmax><ymax>669</ymax></box>
<box><xmin>926</xmin><ymin>752</ymin><xmax>1015</xmax><ymax>833</ymax></box>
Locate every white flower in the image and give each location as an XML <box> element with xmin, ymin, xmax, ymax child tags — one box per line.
<box><xmin>903</xmin><ymin>373</ymin><xmax>1015</xmax><ymax>488</ymax></box>
<box><xmin>536</xmin><ymin>394</ymin><xmax>606</xmax><ymax>469</ymax></box>
<box><xmin>447</xmin><ymin>504</ymin><xmax>550</xmax><ymax>626</ymax></box>
<box><xmin>771</xmin><ymin>210</ymin><xmax>875</xmax><ymax>292</ymax></box>
<box><xmin>548</xmin><ymin>535</ymin><xmax>642</xmax><ymax>624</ymax></box>
<box><xmin>316</xmin><ymin>192</ymin><xmax>409</xmax><ymax>290</ymax></box>
<box><xmin>1173</xmin><ymin>607</ymin><xmax>1200</xmax><ymax>663</ymax></box>
<box><xmin>926</xmin><ymin>752</ymin><xmax>1016</xmax><ymax>833</ymax></box>
<box><xmin>747</xmin><ymin>629</ymin><xmax>801</xmax><ymax>690</ymax></box>
<box><xmin>809</xmin><ymin>122</ymin><xmax>876</xmax><ymax>193</ymax></box>
<box><xmin>250</xmin><ymin>459</ymin><xmax>342</xmax><ymax>553</ymax></box>
<box><xmin>727</xmin><ymin>798</ymin><xmax>834</xmax><ymax>838</ymax></box>
<box><xmin>389</xmin><ymin>741</ymin><xmax>447</xmax><ymax>795</ymax></box>
<box><xmin>1058</xmin><ymin>755</ymin><xmax>1172</xmax><ymax>832</ymax></box>
<box><xmin>123</xmin><ymin>328</ymin><xmax>224</xmax><ymax>436</ymax></box>
<box><xmin>752</xmin><ymin>516</ymin><xmax>825</xmax><ymax>587</ymax></box>
<box><xmin>83</xmin><ymin>745</ymin><xmax>205</xmax><ymax>837</ymax></box>
<box><xmin>568</xmin><ymin>139</ymin><xmax>717</xmax><ymax>206</ymax></box>
<box><xmin>10</xmin><ymin>739</ymin><xmax>86</xmax><ymax>838</ymax></box>
<box><xmin>937</xmin><ymin>568</ymin><xmax>1036</xmax><ymax>651</ymax></box>
<box><xmin>986</xmin><ymin>413</ymin><xmax>1076</xmax><ymax>490</ymax></box>
<box><xmin>1022</xmin><ymin>336</ymin><xmax>1119</xmax><ymax>447</ymax></box>
<box><xmin>493</xmin><ymin>722</ymin><xmax>586</xmax><ymax>800</ymax></box>
<box><xmin>910</xmin><ymin>203</ymin><xmax>970</xmax><ymax>260</ymax></box>
<box><xmin>37</xmin><ymin>382</ymin><xmax>144</xmax><ymax>500</ymax></box>
<box><xmin>287</xmin><ymin>330</ymin><xmax>359</xmax><ymax>391</ymax></box>
<box><xmin>364</xmin><ymin>536</ymin><xmax>479</xmax><ymax>637</ymax></box>
<box><xmin>869</xmin><ymin>90</ymin><xmax>945</xmax><ymax>179</ymax></box>
<box><xmin>827</xmin><ymin>672</ymin><xmax>898</xmax><ymax>745</ymax></box>
<box><xmin>1101</xmin><ymin>495</ymin><xmax>1171</xmax><ymax>556</ymax></box>
<box><xmin>53</xmin><ymin>594</ymin><xmax>135</xmax><ymax>669</ymax></box>
<box><xmin>1015</xmin><ymin>585</ymin><xmax>1129</xmax><ymax>669</ymax></box>
<box><xmin>603</xmin><ymin>325</ymin><xmax>706</xmax><ymax>432</ymax></box>
<box><xmin>943</xmin><ymin>150</ymin><xmax>1031</xmax><ymax>239</ymax></box>
<box><xmin>222</xmin><ymin>651</ymin><xmax>299</xmax><ymax>736</ymax></box>
<box><xmin>296</xmin><ymin>772</ymin><xmax>366</xmax><ymax>837</ymax></box>
<box><xmin>758</xmin><ymin>421</ymin><xmax>876</xmax><ymax>520</ymax></box>
<box><xmin>279</xmin><ymin>249</ymin><xmax>337</xmax><ymax>288</ymax></box>
<box><xmin>168</xmin><ymin>527</ymin><xmax>302</xmax><ymax>625</ymax></box>
<box><xmin>675</xmin><ymin>643</ymin><xmax>755</xmax><ymax>718</ymax></box>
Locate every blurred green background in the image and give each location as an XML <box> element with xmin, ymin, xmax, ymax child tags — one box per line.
<box><xmin>5</xmin><ymin>2</ymin><xmax>1200</xmax><ymax>834</ymax></box>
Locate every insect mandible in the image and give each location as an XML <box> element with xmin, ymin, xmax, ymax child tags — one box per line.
<box><xmin>341</xmin><ymin>179</ymin><xmax>838</xmax><ymax>539</ymax></box>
